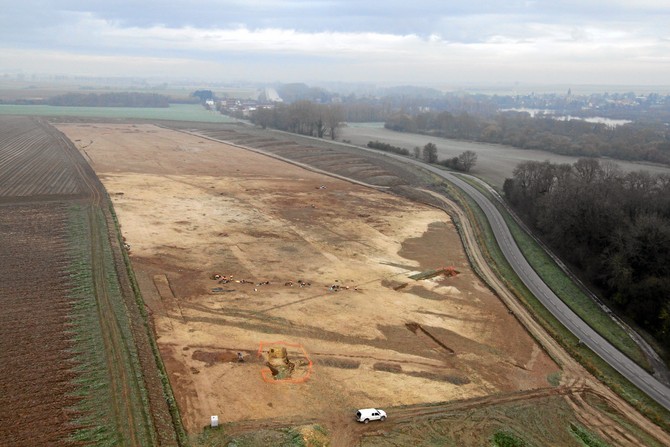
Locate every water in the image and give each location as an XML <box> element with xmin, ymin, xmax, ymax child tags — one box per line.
<box><xmin>501</xmin><ymin>108</ymin><xmax>632</xmax><ymax>127</ymax></box>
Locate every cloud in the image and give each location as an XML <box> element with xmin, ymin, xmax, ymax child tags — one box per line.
<box><xmin>1</xmin><ymin>1</ymin><xmax>669</xmax><ymax>85</ymax></box>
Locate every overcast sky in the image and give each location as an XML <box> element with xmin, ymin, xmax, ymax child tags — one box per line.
<box><xmin>1</xmin><ymin>1</ymin><xmax>669</xmax><ymax>87</ymax></box>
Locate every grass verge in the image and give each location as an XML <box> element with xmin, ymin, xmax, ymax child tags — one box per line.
<box><xmin>108</xmin><ymin>202</ymin><xmax>190</xmax><ymax>446</ymax></box>
<box><xmin>65</xmin><ymin>204</ymin><xmax>153</xmax><ymax>446</ymax></box>
<box><xmin>194</xmin><ymin>424</ymin><xmax>329</xmax><ymax>447</ymax></box>
<box><xmin>66</xmin><ymin>204</ymin><xmax>118</xmax><ymax>445</ymax></box>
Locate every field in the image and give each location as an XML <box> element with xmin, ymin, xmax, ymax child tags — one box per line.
<box><xmin>0</xmin><ymin>202</ymin><xmax>83</xmax><ymax>446</ymax></box>
<box><xmin>56</xmin><ymin>120</ymin><xmax>670</xmax><ymax>446</ymax></box>
<box><xmin>0</xmin><ymin>103</ymin><xmax>236</xmax><ymax>123</ymax></box>
<box><xmin>0</xmin><ymin>116</ymin><xmax>178</xmax><ymax>446</ymax></box>
<box><xmin>340</xmin><ymin>123</ymin><xmax>670</xmax><ymax>188</ymax></box>
<box><xmin>2</xmin><ymin>112</ymin><xmax>669</xmax><ymax>446</ymax></box>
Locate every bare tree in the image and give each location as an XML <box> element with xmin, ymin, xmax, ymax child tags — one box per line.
<box><xmin>422</xmin><ymin>142</ymin><xmax>438</xmax><ymax>164</ymax></box>
<box><xmin>457</xmin><ymin>150</ymin><xmax>478</xmax><ymax>172</ymax></box>
<box><xmin>324</xmin><ymin>105</ymin><xmax>344</xmax><ymax>140</ymax></box>
<box><xmin>254</xmin><ymin>107</ymin><xmax>274</xmax><ymax>129</ymax></box>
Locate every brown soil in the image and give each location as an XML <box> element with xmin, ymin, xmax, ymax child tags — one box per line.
<box><xmin>57</xmin><ymin>123</ymin><xmax>560</xmax><ymax>439</ymax></box>
<box><xmin>0</xmin><ymin>116</ymin><xmax>182</xmax><ymax>446</ymax></box>
<box><xmin>0</xmin><ymin>202</ymin><xmax>83</xmax><ymax>447</ymax></box>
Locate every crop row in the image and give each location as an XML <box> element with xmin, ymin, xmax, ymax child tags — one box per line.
<box><xmin>0</xmin><ymin>117</ymin><xmax>82</xmax><ymax>198</ymax></box>
<box><xmin>0</xmin><ymin>202</ymin><xmax>83</xmax><ymax>446</ymax></box>
<box><xmin>193</xmin><ymin>127</ymin><xmax>411</xmax><ymax>187</ymax></box>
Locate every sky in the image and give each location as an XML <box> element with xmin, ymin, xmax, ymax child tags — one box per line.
<box><xmin>1</xmin><ymin>1</ymin><xmax>669</xmax><ymax>88</ymax></box>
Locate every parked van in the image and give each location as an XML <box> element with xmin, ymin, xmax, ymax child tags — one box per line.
<box><xmin>355</xmin><ymin>408</ymin><xmax>387</xmax><ymax>423</ymax></box>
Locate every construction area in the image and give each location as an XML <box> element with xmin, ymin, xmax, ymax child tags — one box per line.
<box><xmin>54</xmin><ymin>121</ymin><xmax>669</xmax><ymax>446</ymax></box>
<box><xmin>54</xmin><ymin>122</ymin><xmax>555</xmax><ymax>436</ymax></box>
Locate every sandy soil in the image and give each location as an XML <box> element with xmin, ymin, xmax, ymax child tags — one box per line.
<box><xmin>58</xmin><ymin>123</ymin><xmax>558</xmax><ymax>436</ymax></box>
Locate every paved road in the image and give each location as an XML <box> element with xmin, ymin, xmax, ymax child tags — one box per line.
<box><xmin>374</xmin><ymin>150</ymin><xmax>670</xmax><ymax>412</ymax></box>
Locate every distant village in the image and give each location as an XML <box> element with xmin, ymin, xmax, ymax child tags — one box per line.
<box><xmin>204</xmin><ymin>87</ymin><xmax>279</xmax><ymax>117</ymax></box>
<box><xmin>202</xmin><ymin>86</ymin><xmax>344</xmax><ymax>118</ymax></box>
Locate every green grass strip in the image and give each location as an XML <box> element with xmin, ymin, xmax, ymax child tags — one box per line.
<box><xmin>65</xmin><ymin>204</ymin><xmax>156</xmax><ymax>446</ymax></box>
<box><xmin>108</xmin><ymin>202</ymin><xmax>190</xmax><ymax>446</ymax></box>
<box><xmin>569</xmin><ymin>423</ymin><xmax>611</xmax><ymax>447</ymax></box>
<box><xmin>491</xmin><ymin>430</ymin><xmax>528</xmax><ymax>447</ymax></box>
<box><xmin>0</xmin><ymin>103</ymin><xmax>237</xmax><ymax>122</ymax></box>
<box><xmin>65</xmin><ymin>204</ymin><xmax>121</xmax><ymax>446</ymax></box>
<box><xmin>94</xmin><ymin>206</ymin><xmax>156</xmax><ymax>446</ymax></box>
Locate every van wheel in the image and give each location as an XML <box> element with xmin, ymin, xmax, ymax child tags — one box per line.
<box><xmin>380</xmin><ymin>416</ymin><xmax>386</xmax><ymax>421</ymax></box>
<box><xmin>364</xmin><ymin>419</ymin><xmax>369</xmax><ymax>424</ymax></box>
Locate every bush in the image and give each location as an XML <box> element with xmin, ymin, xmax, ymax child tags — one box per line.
<box><xmin>367</xmin><ymin>140</ymin><xmax>410</xmax><ymax>156</ymax></box>
<box><xmin>492</xmin><ymin>430</ymin><xmax>527</xmax><ymax>447</ymax></box>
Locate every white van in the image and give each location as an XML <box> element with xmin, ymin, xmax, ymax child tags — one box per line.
<box><xmin>355</xmin><ymin>408</ymin><xmax>387</xmax><ymax>423</ymax></box>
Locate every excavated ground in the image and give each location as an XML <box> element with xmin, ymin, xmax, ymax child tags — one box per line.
<box><xmin>58</xmin><ymin>123</ymin><xmax>560</xmax><ymax>438</ymax></box>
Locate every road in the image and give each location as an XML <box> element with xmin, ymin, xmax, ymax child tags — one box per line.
<box><xmin>370</xmin><ymin>149</ymin><xmax>670</xmax><ymax>412</ymax></box>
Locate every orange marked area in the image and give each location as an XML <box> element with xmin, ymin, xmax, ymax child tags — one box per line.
<box><xmin>257</xmin><ymin>340</ymin><xmax>313</xmax><ymax>383</ymax></box>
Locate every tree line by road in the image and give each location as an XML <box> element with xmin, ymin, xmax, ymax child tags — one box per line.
<box><xmin>366</xmin><ymin>140</ymin><xmax>477</xmax><ymax>172</ymax></box>
<box><xmin>503</xmin><ymin>158</ymin><xmax>670</xmax><ymax>350</ymax></box>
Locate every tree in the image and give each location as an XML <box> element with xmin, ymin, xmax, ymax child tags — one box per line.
<box><xmin>192</xmin><ymin>90</ymin><xmax>214</xmax><ymax>102</ymax></box>
<box><xmin>422</xmin><ymin>142</ymin><xmax>438</xmax><ymax>164</ymax></box>
<box><xmin>574</xmin><ymin>158</ymin><xmax>602</xmax><ymax>184</ymax></box>
<box><xmin>324</xmin><ymin>105</ymin><xmax>344</xmax><ymax>140</ymax></box>
<box><xmin>413</xmin><ymin>146</ymin><xmax>421</xmax><ymax>159</ymax></box>
<box><xmin>504</xmin><ymin>158</ymin><xmax>670</xmax><ymax>350</ymax></box>
<box><xmin>249</xmin><ymin>101</ymin><xmax>344</xmax><ymax>140</ymax></box>
<box><xmin>457</xmin><ymin>150</ymin><xmax>478</xmax><ymax>172</ymax></box>
<box><xmin>253</xmin><ymin>107</ymin><xmax>274</xmax><ymax>129</ymax></box>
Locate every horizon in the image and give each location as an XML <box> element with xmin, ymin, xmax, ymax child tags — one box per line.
<box><xmin>3</xmin><ymin>74</ymin><xmax>670</xmax><ymax>97</ymax></box>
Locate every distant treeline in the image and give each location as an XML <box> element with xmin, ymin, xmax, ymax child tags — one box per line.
<box><xmin>385</xmin><ymin>111</ymin><xmax>670</xmax><ymax>165</ymax></box>
<box><xmin>47</xmin><ymin>92</ymin><xmax>171</xmax><ymax>107</ymax></box>
<box><xmin>504</xmin><ymin>158</ymin><xmax>670</xmax><ymax>349</ymax></box>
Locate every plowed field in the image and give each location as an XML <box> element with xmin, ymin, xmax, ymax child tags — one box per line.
<box><xmin>0</xmin><ymin>202</ymin><xmax>82</xmax><ymax>446</ymax></box>
<box><xmin>0</xmin><ymin>116</ymin><xmax>177</xmax><ymax>446</ymax></box>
